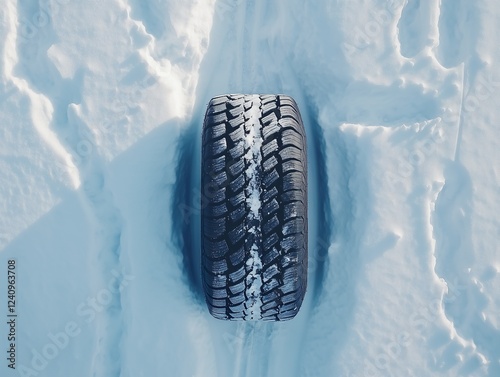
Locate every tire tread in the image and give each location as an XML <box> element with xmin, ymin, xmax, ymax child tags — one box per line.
<box><xmin>202</xmin><ymin>94</ymin><xmax>307</xmax><ymax>321</ymax></box>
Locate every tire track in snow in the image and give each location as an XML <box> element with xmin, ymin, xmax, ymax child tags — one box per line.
<box><xmin>172</xmin><ymin>1</ymin><xmax>321</xmax><ymax>375</ymax></box>
<box><xmin>295</xmin><ymin>1</ymin><xmax>469</xmax><ymax>374</ymax></box>
<box><xmin>80</xmin><ymin>168</ymin><xmax>125</xmax><ymax>377</ymax></box>
<box><xmin>11</xmin><ymin>2</ymin><xmax>127</xmax><ymax>376</ymax></box>
<box><xmin>396</xmin><ymin>0</ymin><xmax>489</xmax><ymax>372</ymax></box>
<box><xmin>429</xmin><ymin>1</ymin><xmax>499</xmax><ymax>374</ymax></box>
<box><xmin>283</xmin><ymin>2</ymin><xmax>384</xmax><ymax>374</ymax></box>
<box><xmin>431</xmin><ymin>164</ymin><xmax>494</xmax><ymax>375</ymax></box>
<box><xmin>230</xmin><ymin>2</ymin><xmax>332</xmax><ymax>376</ymax></box>
<box><xmin>226</xmin><ymin>3</ymin><xmax>284</xmax><ymax>376</ymax></box>
<box><xmin>297</xmin><ymin>120</ymin><xmax>363</xmax><ymax>377</ymax></box>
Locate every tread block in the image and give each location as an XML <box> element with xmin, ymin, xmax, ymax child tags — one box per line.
<box><xmin>208</xmin><ymin>137</ymin><xmax>227</xmax><ymax>156</ymax></box>
<box><xmin>210</xmin><ymin>306</ymin><xmax>228</xmax><ymax>319</ymax></box>
<box><xmin>280</xmin><ymin>302</ymin><xmax>298</xmax><ymax>313</ymax></box>
<box><xmin>206</xmin><ymin>202</ymin><xmax>228</xmax><ymax>218</ymax></box>
<box><xmin>279</xmin><ymin>106</ymin><xmax>299</xmax><ymax>119</ymax></box>
<box><xmin>262</xmin><ymin>290</ymin><xmax>279</xmax><ymax>304</ymax></box>
<box><xmin>278</xmin><ymin>96</ymin><xmax>297</xmax><ymax>107</ymax></box>
<box><xmin>260</xmin><ymin>95</ymin><xmax>277</xmax><ymax>105</ymax></box>
<box><xmin>278</xmin><ymin>118</ymin><xmax>301</xmax><ymax>131</ymax></box>
<box><xmin>230</xmin><ymin>205</ymin><xmax>246</xmax><ymax>222</ymax></box>
<box><xmin>208</xmin><ymin>287</ymin><xmax>228</xmax><ymax>299</ymax></box>
<box><xmin>243</xmin><ymin>100</ymin><xmax>252</xmax><ymax>111</ymax></box>
<box><xmin>204</xmin><ymin>239</ymin><xmax>229</xmax><ymax>258</ymax></box>
<box><xmin>282</xmin><ymin>159</ymin><xmax>304</xmax><ymax>175</ymax></box>
<box><xmin>262</xmin><ymin>247</ymin><xmax>280</xmax><ymax>265</ymax></box>
<box><xmin>205</xmin><ymin>155</ymin><xmax>226</xmax><ymax>174</ymax></box>
<box><xmin>228</xmin><ymin>124</ymin><xmax>245</xmax><ymax>142</ymax></box>
<box><xmin>262</xmin><ymin>120</ymin><xmax>281</xmax><ymax>140</ymax></box>
<box><xmin>228</xmin><ymin>106</ymin><xmax>243</xmax><ymax>117</ymax></box>
<box><xmin>228</xmin><ymin>141</ymin><xmax>245</xmax><ymax>159</ymax></box>
<box><xmin>282</xmin><ymin>292</ymin><xmax>298</xmax><ymax>304</ymax></box>
<box><xmin>206</xmin><ymin>274</ymin><xmax>227</xmax><ymax>289</ymax></box>
<box><xmin>229</xmin><ymin>265</ymin><xmax>246</xmax><ymax>283</ymax></box>
<box><xmin>207</xmin><ymin>102</ymin><xmax>227</xmax><ymax>115</ymax></box>
<box><xmin>284</xmin><ymin>202</ymin><xmax>305</xmax><ymax>220</ymax></box>
<box><xmin>229</xmin><ymin>280</ymin><xmax>245</xmax><ymax>295</ymax></box>
<box><xmin>207</xmin><ymin>112</ymin><xmax>228</xmax><ymax>124</ymax></box>
<box><xmin>228</xmin><ymin>222</ymin><xmax>245</xmax><ymax>245</ymax></box>
<box><xmin>205</xmin><ymin>296</ymin><xmax>226</xmax><ymax>307</ymax></box>
<box><xmin>283</xmin><ymin>171</ymin><xmax>306</xmax><ymax>191</ymax></box>
<box><xmin>262</xmin><ymin>264</ymin><xmax>279</xmax><ymax>282</ymax></box>
<box><xmin>263</xmin><ymin>215</ymin><xmax>280</xmax><ymax>235</ymax></box>
<box><xmin>281</xmin><ymin>234</ymin><xmax>305</xmax><ymax>253</ymax></box>
<box><xmin>229</xmin><ymin>190</ymin><xmax>245</xmax><ymax>207</ymax></box>
<box><xmin>229</xmin><ymin>292</ymin><xmax>246</xmax><ymax>305</ymax></box>
<box><xmin>281</xmin><ymin>280</ymin><xmax>299</xmax><ymax>294</ymax></box>
<box><xmin>261</xmin><ymin>111</ymin><xmax>278</xmax><ymax>126</ymax></box>
<box><xmin>262</xmin><ymin>278</ymin><xmax>279</xmax><ymax>292</ymax></box>
<box><xmin>283</xmin><ymin>217</ymin><xmax>305</xmax><ymax>236</ymax></box>
<box><xmin>228</xmin><ymin>159</ymin><xmax>245</xmax><ymax>177</ymax></box>
<box><xmin>203</xmin><ymin>217</ymin><xmax>226</xmax><ymax>238</ymax></box>
<box><xmin>262</xmin><ymin>139</ymin><xmax>278</xmax><ymax>158</ymax></box>
<box><xmin>280</xmin><ymin>146</ymin><xmax>302</xmax><ymax>162</ymax></box>
<box><xmin>261</xmin><ymin>301</ymin><xmax>278</xmax><ymax>312</ymax></box>
<box><xmin>263</xmin><ymin>187</ymin><xmax>278</xmax><ymax>203</ymax></box>
<box><xmin>263</xmin><ymin>233</ymin><xmax>279</xmax><ymax>251</ymax></box>
<box><xmin>280</xmin><ymin>251</ymin><xmax>299</xmax><ymax>269</ymax></box>
<box><xmin>282</xmin><ymin>129</ymin><xmax>303</xmax><ymax>148</ymax></box>
<box><xmin>283</xmin><ymin>266</ymin><xmax>299</xmax><ymax>282</ymax></box>
<box><xmin>205</xmin><ymin>122</ymin><xmax>226</xmax><ymax>139</ymax></box>
<box><xmin>210</xmin><ymin>306</ymin><xmax>227</xmax><ymax>317</ymax></box>
<box><xmin>262</xmin><ymin>101</ymin><xmax>277</xmax><ymax>115</ymax></box>
<box><xmin>229</xmin><ymin>174</ymin><xmax>245</xmax><ymax>193</ymax></box>
<box><xmin>263</xmin><ymin>155</ymin><xmax>278</xmax><ymax>172</ymax></box>
<box><xmin>281</xmin><ymin>189</ymin><xmax>303</xmax><ymax>204</ymax></box>
<box><xmin>210</xmin><ymin>96</ymin><xmax>229</xmax><ymax>106</ymax></box>
<box><xmin>228</xmin><ymin>113</ymin><xmax>245</xmax><ymax>129</ymax></box>
<box><xmin>205</xmin><ymin>258</ymin><xmax>228</xmax><ymax>274</ymax></box>
<box><xmin>227</xmin><ymin>98</ymin><xmax>245</xmax><ymax>108</ymax></box>
<box><xmin>263</xmin><ymin>198</ymin><xmax>279</xmax><ymax>217</ymax></box>
<box><xmin>209</xmin><ymin>187</ymin><xmax>226</xmax><ymax>204</ymax></box>
<box><xmin>229</xmin><ymin>246</ymin><xmax>245</xmax><ymax>266</ymax></box>
<box><xmin>262</xmin><ymin>308</ymin><xmax>279</xmax><ymax>317</ymax></box>
<box><xmin>229</xmin><ymin>302</ymin><xmax>246</xmax><ymax>313</ymax></box>
<box><xmin>263</xmin><ymin>169</ymin><xmax>279</xmax><ymax>188</ymax></box>
<box><xmin>212</xmin><ymin>170</ymin><xmax>228</xmax><ymax>187</ymax></box>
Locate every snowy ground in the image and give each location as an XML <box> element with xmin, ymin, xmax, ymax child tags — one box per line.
<box><xmin>1</xmin><ymin>0</ymin><xmax>499</xmax><ymax>376</ymax></box>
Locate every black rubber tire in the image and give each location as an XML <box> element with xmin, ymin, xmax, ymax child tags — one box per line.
<box><xmin>201</xmin><ymin>94</ymin><xmax>307</xmax><ymax>321</ymax></box>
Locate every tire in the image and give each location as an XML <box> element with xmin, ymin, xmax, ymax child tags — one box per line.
<box><xmin>201</xmin><ymin>94</ymin><xmax>307</xmax><ymax>321</ymax></box>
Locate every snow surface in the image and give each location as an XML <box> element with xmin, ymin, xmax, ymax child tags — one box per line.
<box><xmin>0</xmin><ymin>0</ymin><xmax>499</xmax><ymax>376</ymax></box>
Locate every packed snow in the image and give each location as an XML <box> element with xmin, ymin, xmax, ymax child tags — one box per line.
<box><xmin>243</xmin><ymin>95</ymin><xmax>263</xmax><ymax>321</ymax></box>
<box><xmin>0</xmin><ymin>0</ymin><xmax>499</xmax><ymax>377</ymax></box>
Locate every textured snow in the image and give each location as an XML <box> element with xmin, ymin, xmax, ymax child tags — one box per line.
<box><xmin>0</xmin><ymin>0</ymin><xmax>499</xmax><ymax>376</ymax></box>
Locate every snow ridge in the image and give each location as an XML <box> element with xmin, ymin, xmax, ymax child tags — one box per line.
<box><xmin>3</xmin><ymin>0</ymin><xmax>80</xmax><ymax>189</ymax></box>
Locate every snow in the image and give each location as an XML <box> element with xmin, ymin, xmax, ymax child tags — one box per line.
<box><xmin>0</xmin><ymin>0</ymin><xmax>499</xmax><ymax>376</ymax></box>
<box><xmin>243</xmin><ymin>95</ymin><xmax>263</xmax><ymax>321</ymax></box>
